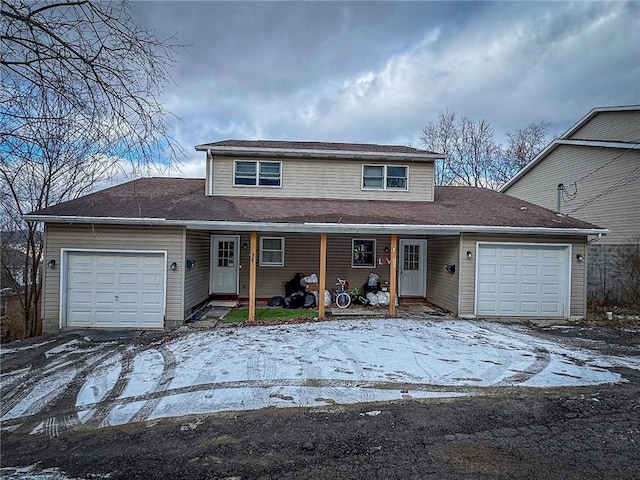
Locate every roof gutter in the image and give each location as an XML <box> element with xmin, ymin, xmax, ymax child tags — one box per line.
<box><xmin>22</xmin><ymin>214</ymin><xmax>609</xmax><ymax>237</ymax></box>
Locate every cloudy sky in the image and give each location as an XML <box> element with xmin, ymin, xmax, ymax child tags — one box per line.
<box><xmin>129</xmin><ymin>0</ymin><xmax>640</xmax><ymax>178</ymax></box>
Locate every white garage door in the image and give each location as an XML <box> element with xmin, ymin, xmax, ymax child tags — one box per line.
<box><xmin>476</xmin><ymin>244</ymin><xmax>569</xmax><ymax>317</ymax></box>
<box><xmin>65</xmin><ymin>251</ymin><xmax>166</xmax><ymax>328</ymax></box>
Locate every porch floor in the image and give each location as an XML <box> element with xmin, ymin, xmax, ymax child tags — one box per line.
<box><xmin>186</xmin><ymin>300</ymin><xmax>448</xmax><ymax>328</ymax></box>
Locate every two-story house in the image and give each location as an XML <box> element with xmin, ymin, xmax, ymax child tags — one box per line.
<box><xmin>501</xmin><ymin>106</ymin><xmax>640</xmax><ymax>305</ymax></box>
<box><xmin>25</xmin><ymin>140</ymin><xmax>606</xmax><ymax>333</ymax></box>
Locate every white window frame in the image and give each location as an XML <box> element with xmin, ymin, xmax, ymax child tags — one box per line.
<box><xmin>352</xmin><ymin>238</ymin><xmax>377</xmax><ymax>268</ymax></box>
<box><xmin>361</xmin><ymin>164</ymin><xmax>409</xmax><ymax>191</ymax></box>
<box><xmin>260</xmin><ymin>237</ymin><xmax>285</xmax><ymax>266</ymax></box>
<box><xmin>233</xmin><ymin>160</ymin><xmax>282</xmax><ymax>188</ymax></box>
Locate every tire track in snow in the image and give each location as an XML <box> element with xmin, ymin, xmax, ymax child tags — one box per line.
<box><xmin>128</xmin><ymin>345</ymin><xmax>177</xmax><ymax>424</ymax></box>
<box><xmin>0</xmin><ymin>344</ymin><xmax>112</xmax><ymax>419</ymax></box>
<box><xmin>494</xmin><ymin>348</ymin><xmax>552</xmax><ymax>386</ymax></box>
<box><xmin>83</xmin><ymin>347</ymin><xmax>138</xmax><ymax>427</ymax></box>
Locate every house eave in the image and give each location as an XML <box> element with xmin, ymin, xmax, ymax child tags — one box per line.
<box><xmin>194</xmin><ymin>144</ymin><xmax>442</xmax><ymax>162</ymax></box>
<box><xmin>22</xmin><ymin>214</ymin><xmax>608</xmax><ymax>237</ymax></box>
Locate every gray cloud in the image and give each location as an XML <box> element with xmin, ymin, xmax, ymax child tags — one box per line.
<box><xmin>130</xmin><ymin>0</ymin><xmax>639</xmax><ymax>176</ymax></box>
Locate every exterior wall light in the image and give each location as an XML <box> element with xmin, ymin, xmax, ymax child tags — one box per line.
<box><xmin>466</xmin><ymin>251</ymin><xmax>472</xmax><ymax>259</ymax></box>
<box><xmin>47</xmin><ymin>259</ymin><xmax>56</xmax><ymax>269</ymax></box>
<box><xmin>186</xmin><ymin>259</ymin><xmax>196</xmax><ymax>269</ymax></box>
<box><xmin>170</xmin><ymin>262</ymin><xmax>178</xmax><ymax>271</ymax></box>
<box><xmin>576</xmin><ymin>254</ymin><xmax>584</xmax><ymax>262</ymax></box>
<box><xmin>445</xmin><ymin>263</ymin><xmax>456</xmax><ymax>273</ymax></box>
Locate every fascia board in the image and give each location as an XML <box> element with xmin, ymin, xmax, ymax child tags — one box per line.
<box><xmin>194</xmin><ymin>145</ymin><xmax>442</xmax><ymax>162</ymax></box>
<box><xmin>22</xmin><ymin>214</ymin><xmax>609</xmax><ymax>237</ymax></box>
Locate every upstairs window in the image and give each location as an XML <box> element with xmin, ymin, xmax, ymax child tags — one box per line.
<box><xmin>362</xmin><ymin>165</ymin><xmax>408</xmax><ymax>190</ymax></box>
<box><xmin>234</xmin><ymin>161</ymin><xmax>281</xmax><ymax>187</ymax></box>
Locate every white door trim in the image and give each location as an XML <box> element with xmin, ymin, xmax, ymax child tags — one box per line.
<box><xmin>398</xmin><ymin>239</ymin><xmax>427</xmax><ymax>296</ymax></box>
<box><xmin>209</xmin><ymin>235</ymin><xmax>240</xmax><ymax>295</ymax></box>
<box><xmin>473</xmin><ymin>242</ymin><xmax>572</xmax><ymax>318</ymax></box>
<box><xmin>59</xmin><ymin>248</ymin><xmax>168</xmax><ymax>329</ymax></box>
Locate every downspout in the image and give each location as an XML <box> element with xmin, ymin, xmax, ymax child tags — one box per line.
<box><xmin>556</xmin><ymin>183</ymin><xmax>563</xmax><ymax>214</ymax></box>
<box><xmin>588</xmin><ymin>233</ymin><xmax>603</xmax><ymax>244</ymax></box>
<box><xmin>206</xmin><ymin>149</ymin><xmax>213</xmax><ymax>196</ymax></box>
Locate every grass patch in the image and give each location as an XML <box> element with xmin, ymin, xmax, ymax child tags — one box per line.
<box><xmin>222</xmin><ymin>307</ymin><xmax>318</xmax><ymax>324</ymax></box>
<box><xmin>584</xmin><ymin>306</ymin><xmax>640</xmax><ymax>329</ymax></box>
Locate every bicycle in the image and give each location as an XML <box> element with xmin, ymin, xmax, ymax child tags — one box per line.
<box><xmin>335</xmin><ymin>277</ymin><xmax>351</xmax><ymax>309</ymax></box>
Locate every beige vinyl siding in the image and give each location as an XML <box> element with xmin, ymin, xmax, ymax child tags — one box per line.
<box><xmin>43</xmin><ymin>224</ymin><xmax>185</xmax><ymax>332</ymax></box>
<box><xmin>212</xmin><ymin>155</ymin><xmax>434</xmax><ymax>202</ymax></box>
<box><xmin>458</xmin><ymin>234</ymin><xmax>586</xmax><ymax>318</ymax></box>
<box><xmin>234</xmin><ymin>233</ymin><xmax>395</xmax><ymax>299</ymax></box>
<box><xmin>504</xmin><ymin>145</ymin><xmax>640</xmax><ymax>244</ymax></box>
<box><xmin>569</xmin><ymin>111</ymin><xmax>640</xmax><ymax>143</ymax></box>
<box><xmin>184</xmin><ymin>231</ymin><xmax>211</xmax><ymax>317</ymax></box>
<box><xmin>426</xmin><ymin>236</ymin><xmax>459</xmax><ymax>313</ymax></box>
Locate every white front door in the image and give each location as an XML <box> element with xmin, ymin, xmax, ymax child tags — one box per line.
<box><xmin>399</xmin><ymin>239</ymin><xmax>427</xmax><ymax>296</ymax></box>
<box><xmin>210</xmin><ymin>235</ymin><xmax>239</xmax><ymax>294</ymax></box>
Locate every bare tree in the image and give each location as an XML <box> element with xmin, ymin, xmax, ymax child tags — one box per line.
<box><xmin>419</xmin><ymin>111</ymin><xmax>501</xmax><ymax>188</ymax></box>
<box><xmin>496</xmin><ymin>121</ymin><xmax>551</xmax><ymax>184</ymax></box>
<box><xmin>1</xmin><ymin>0</ymin><xmax>184</xmax><ymax>337</ymax></box>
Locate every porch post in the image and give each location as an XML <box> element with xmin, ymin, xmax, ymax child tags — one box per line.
<box><xmin>248</xmin><ymin>231</ymin><xmax>257</xmax><ymax>322</ymax></box>
<box><xmin>389</xmin><ymin>234</ymin><xmax>398</xmax><ymax>316</ymax></box>
<box><xmin>318</xmin><ymin>232</ymin><xmax>327</xmax><ymax>319</ymax></box>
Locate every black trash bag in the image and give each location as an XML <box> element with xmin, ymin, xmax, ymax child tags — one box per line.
<box><xmin>285</xmin><ymin>291</ymin><xmax>306</xmax><ymax>309</ymax></box>
<box><xmin>303</xmin><ymin>293</ymin><xmax>316</xmax><ymax>308</ymax></box>
<box><xmin>268</xmin><ymin>296</ymin><xmax>284</xmax><ymax>307</ymax></box>
<box><xmin>284</xmin><ymin>273</ymin><xmax>306</xmax><ymax>297</ymax></box>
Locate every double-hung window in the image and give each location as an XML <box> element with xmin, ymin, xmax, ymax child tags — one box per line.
<box><xmin>260</xmin><ymin>237</ymin><xmax>285</xmax><ymax>266</ymax></box>
<box><xmin>362</xmin><ymin>165</ymin><xmax>408</xmax><ymax>190</ymax></box>
<box><xmin>234</xmin><ymin>161</ymin><xmax>281</xmax><ymax>187</ymax></box>
<box><xmin>352</xmin><ymin>239</ymin><xmax>376</xmax><ymax>268</ymax></box>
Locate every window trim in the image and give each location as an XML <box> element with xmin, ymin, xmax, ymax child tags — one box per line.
<box><xmin>259</xmin><ymin>236</ymin><xmax>285</xmax><ymax>267</ymax></box>
<box><xmin>351</xmin><ymin>238</ymin><xmax>377</xmax><ymax>268</ymax></box>
<box><xmin>233</xmin><ymin>160</ymin><xmax>282</xmax><ymax>188</ymax></box>
<box><xmin>361</xmin><ymin>164</ymin><xmax>409</xmax><ymax>191</ymax></box>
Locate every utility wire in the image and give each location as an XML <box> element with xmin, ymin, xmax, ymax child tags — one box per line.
<box><xmin>567</xmin><ymin>164</ymin><xmax>640</xmax><ymax>215</ymax></box>
<box><xmin>560</xmin><ymin>141</ymin><xmax>639</xmax><ymax>205</ymax></box>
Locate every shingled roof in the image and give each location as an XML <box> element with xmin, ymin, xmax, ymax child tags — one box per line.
<box><xmin>25</xmin><ymin>177</ymin><xmax>605</xmax><ymax>235</ymax></box>
<box><xmin>196</xmin><ymin>139</ymin><xmax>433</xmax><ymax>155</ymax></box>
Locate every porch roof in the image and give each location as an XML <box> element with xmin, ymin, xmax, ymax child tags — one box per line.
<box><xmin>24</xmin><ymin>177</ymin><xmax>607</xmax><ymax>236</ymax></box>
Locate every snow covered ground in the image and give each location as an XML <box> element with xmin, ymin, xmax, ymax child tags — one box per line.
<box><xmin>2</xmin><ymin>319</ymin><xmax>639</xmax><ymax>434</ymax></box>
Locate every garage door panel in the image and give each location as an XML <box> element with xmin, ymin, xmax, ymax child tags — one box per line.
<box><xmin>66</xmin><ymin>252</ymin><xmax>165</xmax><ymax>329</ymax></box>
<box><xmin>500</xmin><ymin>283</ymin><xmax>517</xmax><ymax>295</ymax></box>
<box><xmin>500</xmin><ymin>265</ymin><xmax>517</xmax><ymax>276</ymax></box>
<box><xmin>498</xmin><ymin>301</ymin><xmax>517</xmax><ymax>313</ymax></box>
<box><xmin>521</xmin><ymin>265</ymin><xmax>539</xmax><ymax>276</ymax></box>
<box><xmin>476</xmin><ymin>244</ymin><xmax>568</xmax><ymax>317</ymax></box>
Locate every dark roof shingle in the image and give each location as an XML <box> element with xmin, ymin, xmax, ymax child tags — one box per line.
<box><xmin>27</xmin><ymin>177</ymin><xmax>602</xmax><ymax>231</ymax></box>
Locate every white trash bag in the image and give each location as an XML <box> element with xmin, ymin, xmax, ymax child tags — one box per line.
<box><xmin>324</xmin><ymin>289</ymin><xmax>332</xmax><ymax>306</ymax></box>
<box><xmin>303</xmin><ymin>273</ymin><xmax>318</xmax><ymax>284</ymax></box>
<box><xmin>366</xmin><ymin>292</ymin><xmax>379</xmax><ymax>306</ymax></box>
<box><xmin>367</xmin><ymin>272</ymin><xmax>379</xmax><ymax>287</ymax></box>
<box><xmin>376</xmin><ymin>291</ymin><xmax>390</xmax><ymax>306</ymax></box>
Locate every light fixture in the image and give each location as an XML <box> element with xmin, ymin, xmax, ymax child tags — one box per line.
<box><xmin>445</xmin><ymin>263</ymin><xmax>456</xmax><ymax>273</ymax></box>
<box><xmin>47</xmin><ymin>259</ymin><xmax>56</xmax><ymax>269</ymax></box>
<box><xmin>576</xmin><ymin>254</ymin><xmax>584</xmax><ymax>262</ymax></box>
<box><xmin>241</xmin><ymin>242</ymin><xmax>249</xmax><ymax>250</ymax></box>
<box><xmin>186</xmin><ymin>259</ymin><xmax>196</xmax><ymax>269</ymax></box>
<box><xmin>466</xmin><ymin>251</ymin><xmax>472</xmax><ymax>259</ymax></box>
<box><xmin>384</xmin><ymin>247</ymin><xmax>390</xmax><ymax>253</ymax></box>
<box><xmin>170</xmin><ymin>262</ymin><xmax>178</xmax><ymax>271</ymax></box>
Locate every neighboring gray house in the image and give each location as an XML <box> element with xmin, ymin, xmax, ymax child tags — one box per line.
<box><xmin>501</xmin><ymin>106</ymin><xmax>640</xmax><ymax>305</ymax></box>
<box><xmin>24</xmin><ymin>140</ymin><xmax>606</xmax><ymax>332</ymax></box>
